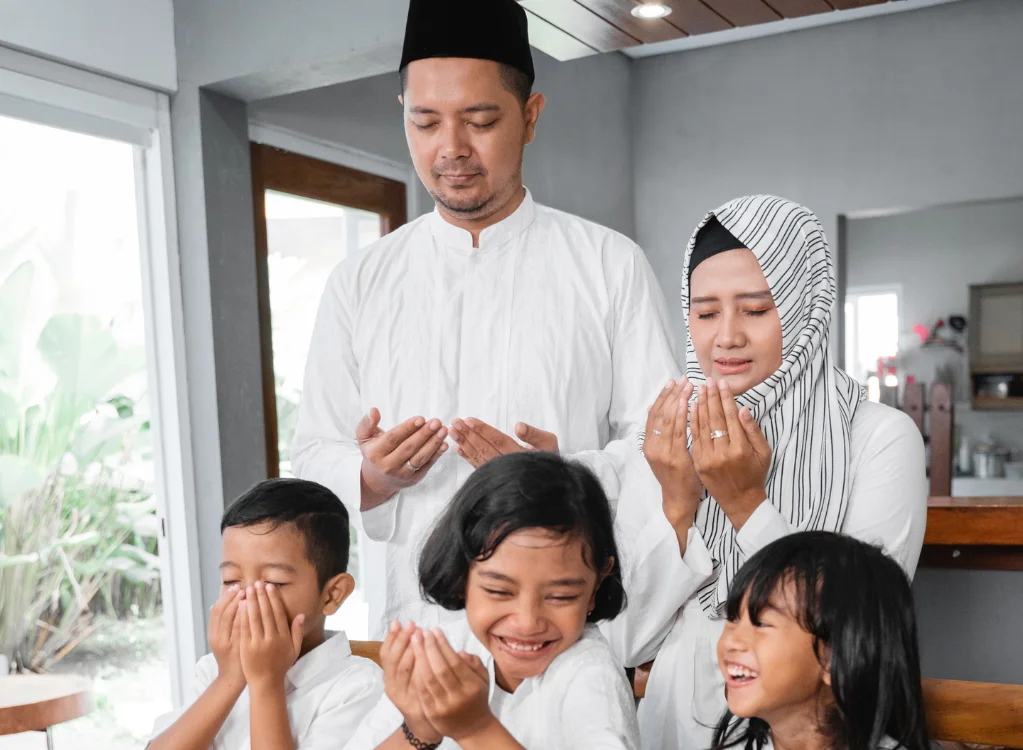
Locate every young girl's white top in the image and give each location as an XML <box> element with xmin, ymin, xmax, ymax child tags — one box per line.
<box><xmin>150</xmin><ymin>631</ymin><xmax>382</xmax><ymax>750</ymax></box>
<box><xmin>342</xmin><ymin>619</ymin><xmax>639</xmax><ymax>750</ymax></box>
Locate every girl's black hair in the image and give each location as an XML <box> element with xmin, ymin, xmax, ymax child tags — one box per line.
<box><xmin>711</xmin><ymin>531</ymin><xmax>929</xmax><ymax>750</ymax></box>
<box><xmin>418</xmin><ymin>451</ymin><xmax>626</xmax><ymax>622</ymax></box>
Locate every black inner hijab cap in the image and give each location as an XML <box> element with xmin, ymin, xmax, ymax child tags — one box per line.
<box><xmin>399</xmin><ymin>0</ymin><xmax>535</xmax><ymax>86</ymax></box>
<box><xmin>689</xmin><ymin>216</ymin><xmax>747</xmax><ymax>285</ymax></box>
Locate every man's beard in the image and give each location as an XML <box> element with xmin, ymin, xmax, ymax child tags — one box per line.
<box><xmin>429</xmin><ymin>158</ymin><xmax>502</xmax><ymax>219</ymax></box>
<box><xmin>430</xmin><ymin>188</ymin><xmax>496</xmax><ymax>218</ymax></box>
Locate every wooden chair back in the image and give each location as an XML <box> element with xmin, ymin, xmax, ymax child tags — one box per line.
<box><xmin>352</xmin><ymin>643</ymin><xmax>1023</xmax><ymax>747</ymax></box>
<box><xmin>922</xmin><ymin>677</ymin><xmax>1023</xmax><ymax>746</ymax></box>
<box><xmin>351</xmin><ymin>639</ymin><xmax>382</xmax><ymax>665</ymax></box>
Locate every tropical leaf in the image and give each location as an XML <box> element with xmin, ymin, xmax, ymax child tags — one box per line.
<box><xmin>36</xmin><ymin>315</ymin><xmax>144</xmax><ymax>405</ymax></box>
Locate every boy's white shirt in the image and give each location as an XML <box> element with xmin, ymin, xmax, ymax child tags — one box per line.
<box><xmin>151</xmin><ymin>631</ymin><xmax>383</xmax><ymax>749</ymax></box>
<box><xmin>341</xmin><ymin>618</ymin><xmax>640</xmax><ymax>750</ymax></box>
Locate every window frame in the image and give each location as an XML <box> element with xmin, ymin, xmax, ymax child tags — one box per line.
<box><xmin>844</xmin><ymin>283</ymin><xmax>903</xmax><ymax>384</ymax></box>
<box><xmin>0</xmin><ymin>47</ymin><xmax>203</xmax><ymax>708</ymax></box>
<box><xmin>249</xmin><ymin>139</ymin><xmax>410</xmax><ymax>476</ymax></box>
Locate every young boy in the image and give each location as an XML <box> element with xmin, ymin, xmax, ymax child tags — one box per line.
<box><xmin>149</xmin><ymin>478</ymin><xmax>382</xmax><ymax>750</ymax></box>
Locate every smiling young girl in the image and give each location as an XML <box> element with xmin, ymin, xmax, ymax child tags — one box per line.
<box><xmin>342</xmin><ymin>451</ymin><xmax>639</xmax><ymax>750</ymax></box>
<box><xmin>713</xmin><ymin>531</ymin><xmax>929</xmax><ymax>750</ymax></box>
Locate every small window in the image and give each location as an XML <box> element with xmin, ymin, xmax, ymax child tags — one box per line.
<box><xmin>845</xmin><ymin>287</ymin><xmax>900</xmax><ymax>400</ymax></box>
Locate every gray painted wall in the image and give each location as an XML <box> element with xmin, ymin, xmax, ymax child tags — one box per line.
<box><xmin>632</xmin><ymin>0</ymin><xmax>1023</xmax><ymax>350</ymax></box>
<box><xmin>169</xmin><ymin>85</ymin><xmax>268</xmax><ymax>617</ymax></box>
<box><xmin>249</xmin><ymin>70</ymin><xmax>433</xmax><ymax>221</ymax></box>
<box><xmin>847</xmin><ymin>198</ymin><xmax>1023</xmax><ymax>455</ymax></box>
<box><xmin>631</xmin><ymin>0</ymin><xmax>1023</xmax><ymax>683</ymax></box>
<box><xmin>249</xmin><ymin>49</ymin><xmax>638</xmax><ymax>237</ymax></box>
<box><xmin>523</xmin><ymin>51</ymin><xmax>636</xmax><ymax>238</ymax></box>
<box><xmin>172</xmin><ymin>0</ymin><xmax>410</xmax><ymax>99</ymax></box>
<box><xmin>0</xmin><ymin>0</ymin><xmax>176</xmax><ymax>91</ymax></box>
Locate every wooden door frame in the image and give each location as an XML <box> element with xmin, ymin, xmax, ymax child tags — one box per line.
<box><xmin>250</xmin><ymin>142</ymin><xmax>408</xmax><ymax>477</ymax></box>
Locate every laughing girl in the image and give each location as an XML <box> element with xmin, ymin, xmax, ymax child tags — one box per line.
<box><xmin>714</xmin><ymin>531</ymin><xmax>929</xmax><ymax>750</ymax></box>
<box><xmin>343</xmin><ymin>451</ymin><xmax>639</xmax><ymax>750</ymax></box>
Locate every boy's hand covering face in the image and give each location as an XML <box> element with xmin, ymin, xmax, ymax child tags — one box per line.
<box><xmin>238</xmin><ymin>581</ymin><xmax>305</xmax><ymax>689</ymax></box>
<box><xmin>381</xmin><ymin>620</ymin><xmax>443</xmax><ymax>744</ymax></box>
<box><xmin>209</xmin><ymin>585</ymin><xmax>246</xmax><ymax>690</ymax></box>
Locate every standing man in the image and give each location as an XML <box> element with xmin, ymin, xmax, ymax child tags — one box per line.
<box><xmin>292</xmin><ymin>0</ymin><xmax>679</xmax><ymax>637</ymax></box>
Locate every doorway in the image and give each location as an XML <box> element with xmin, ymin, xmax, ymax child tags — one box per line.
<box><xmin>249</xmin><ymin>143</ymin><xmax>408</xmax><ymax>638</ymax></box>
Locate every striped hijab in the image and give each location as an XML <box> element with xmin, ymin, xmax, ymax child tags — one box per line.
<box><xmin>682</xmin><ymin>196</ymin><xmax>865</xmax><ymax>614</ymax></box>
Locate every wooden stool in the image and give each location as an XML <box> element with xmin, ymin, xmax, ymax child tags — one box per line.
<box><xmin>0</xmin><ymin>674</ymin><xmax>93</xmax><ymax>749</ymax></box>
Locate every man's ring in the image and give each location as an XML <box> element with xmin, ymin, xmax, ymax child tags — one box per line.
<box><xmin>710</xmin><ymin>430</ymin><xmax>728</xmax><ymax>440</ymax></box>
<box><xmin>651</xmin><ymin>429</ymin><xmax>662</xmax><ymax>436</ymax></box>
<box><xmin>406</xmin><ymin>459</ymin><xmax>422</xmax><ymax>472</ymax></box>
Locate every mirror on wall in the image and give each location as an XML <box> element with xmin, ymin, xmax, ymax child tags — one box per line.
<box><xmin>841</xmin><ymin>196</ymin><xmax>1023</xmax><ymax>498</ymax></box>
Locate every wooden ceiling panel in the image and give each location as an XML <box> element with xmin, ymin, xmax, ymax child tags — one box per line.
<box><xmin>829</xmin><ymin>0</ymin><xmax>885</xmax><ymax>8</ymax></box>
<box><xmin>764</xmin><ymin>0</ymin><xmax>835</xmax><ymax>17</ymax></box>
<box><xmin>518</xmin><ymin>0</ymin><xmax>641</xmax><ymax>53</ymax></box>
<box><xmin>700</xmin><ymin>0</ymin><xmax>782</xmax><ymax>26</ymax></box>
<box><xmin>575</xmin><ymin>0</ymin><xmax>687</xmax><ymax>44</ymax></box>
<box><xmin>658</xmin><ymin>0</ymin><xmax>733</xmax><ymax>35</ymax></box>
<box><xmin>522</xmin><ymin>0</ymin><xmax>895</xmax><ymax>59</ymax></box>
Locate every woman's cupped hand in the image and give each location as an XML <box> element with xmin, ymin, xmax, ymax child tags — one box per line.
<box><xmin>644</xmin><ymin>378</ymin><xmax>773</xmax><ymax>532</ymax></box>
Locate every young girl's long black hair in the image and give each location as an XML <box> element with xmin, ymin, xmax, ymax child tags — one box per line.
<box><xmin>711</xmin><ymin>531</ymin><xmax>929</xmax><ymax>750</ymax></box>
<box><xmin>418</xmin><ymin>451</ymin><xmax>626</xmax><ymax>623</ymax></box>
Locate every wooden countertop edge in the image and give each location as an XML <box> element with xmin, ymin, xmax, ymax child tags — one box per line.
<box><xmin>926</xmin><ymin>496</ymin><xmax>1023</xmax><ymax>546</ymax></box>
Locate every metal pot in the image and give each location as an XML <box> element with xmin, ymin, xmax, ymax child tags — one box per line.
<box><xmin>973</xmin><ymin>449</ymin><xmax>1009</xmax><ymax>478</ymax></box>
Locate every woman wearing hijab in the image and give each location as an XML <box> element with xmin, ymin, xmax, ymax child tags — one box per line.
<box><xmin>602</xmin><ymin>195</ymin><xmax>928</xmax><ymax>749</ymax></box>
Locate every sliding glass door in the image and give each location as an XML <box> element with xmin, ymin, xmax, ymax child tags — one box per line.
<box><xmin>0</xmin><ymin>60</ymin><xmax>199</xmax><ymax>748</ymax></box>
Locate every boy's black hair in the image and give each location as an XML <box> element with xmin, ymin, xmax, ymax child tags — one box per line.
<box><xmin>418</xmin><ymin>452</ymin><xmax>625</xmax><ymax>623</ymax></box>
<box><xmin>711</xmin><ymin>531</ymin><xmax>929</xmax><ymax>750</ymax></box>
<box><xmin>399</xmin><ymin>63</ymin><xmax>533</xmax><ymax>106</ymax></box>
<box><xmin>220</xmin><ymin>478</ymin><xmax>350</xmax><ymax>588</ymax></box>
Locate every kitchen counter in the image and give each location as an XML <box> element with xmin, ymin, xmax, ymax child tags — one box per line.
<box><xmin>923</xmin><ymin>493</ymin><xmax>1023</xmax><ymax>570</ymax></box>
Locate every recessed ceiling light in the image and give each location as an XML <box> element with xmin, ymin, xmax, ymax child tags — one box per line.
<box><xmin>631</xmin><ymin>3</ymin><xmax>672</xmax><ymax>19</ymax></box>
